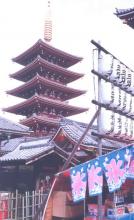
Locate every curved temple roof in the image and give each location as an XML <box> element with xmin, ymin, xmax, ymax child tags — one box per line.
<box><xmin>21</xmin><ymin>115</ymin><xmax>60</xmax><ymax>127</ymax></box>
<box><xmin>53</xmin><ymin>118</ymin><xmax>126</xmax><ymax>152</ymax></box>
<box><xmin>0</xmin><ymin>136</ymin><xmax>78</xmax><ymax>165</ymax></box>
<box><xmin>12</xmin><ymin>39</ymin><xmax>83</xmax><ymax>67</ymax></box>
<box><xmin>0</xmin><ymin>137</ymin><xmax>55</xmax><ymax>163</ymax></box>
<box><xmin>7</xmin><ymin>75</ymin><xmax>86</xmax><ymax>100</ymax></box>
<box><xmin>10</xmin><ymin>56</ymin><xmax>84</xmax><ymax>83</ymax></box>
<box><xmin>0</xmin><ymin>116</ymin><xmax>31</xmax><ymax>141</ymax></box>
<box><xmin>115</xmin><ymin>7</ymin><xmax>134</xmax><ymax>29</ymax></box>
<box><xmin>115</xmin><ymin>7</ymin><xmax>134</xmax><ymax>17</ymax></box>
<box><xmin>0</xmin><ymin>116</ymin><xmax>30</xmax><ymax>133</ymax></box>
<box><xmin>3</xmin><ymin>95</ymin><xmax>88</xmax><ymax>117</ymax></box>
<box><xmin>0</xmin><ymin>118</ymin><xmax>126</xmax><ymax>163</ymax></box>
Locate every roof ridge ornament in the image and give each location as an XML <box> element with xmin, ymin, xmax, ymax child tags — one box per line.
<box><xmin>44</xmin><ymin>0</ymin><xmax>52</xmax><ymax>42</ymax></box>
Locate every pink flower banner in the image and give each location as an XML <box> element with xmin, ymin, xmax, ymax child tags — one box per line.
<box><xmin>102</xmin><ymin>145</ymin><xmax>134</xmax><ymax>192</ymax></box>
<box><xmin>87</xmin><ymin>158</ymin><xmax>103</xmax><ymax>196</ymax></box>
<box><xmin>70</xmin><ymin>145</ymin><xmax>134</xmax><ymax>202</ymax></box>
<box><xmin>70</xmin><ymin>163</ymin><xmax>88</xmax><ymax>202</ymax></box>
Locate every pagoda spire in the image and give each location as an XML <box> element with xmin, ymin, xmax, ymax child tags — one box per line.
<box><xmin>44</xmin><ymin>0</ymin><xmax>52</xmax><ymax>42</ymax></box>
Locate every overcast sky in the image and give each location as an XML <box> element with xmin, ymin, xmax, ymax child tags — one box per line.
<box><xmin>0</xmin><ymin>0</ymin><xmax>134</xmax><ymax>123</ymax></box>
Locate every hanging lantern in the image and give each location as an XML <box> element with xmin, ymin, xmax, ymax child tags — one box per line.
<box><xmin>99</xmin><ymin>108</ymin><xmax>112</xmax><ymax>133</ymax></box>
<box><xmin>55</xmin><ymin>131</ymin><xmax>65</xmax><ymax>142</ymax></box>
<box><xmin>130</xmin><ymin>119</ymin><xmax>134</xmax><ymax>137</ymax></box>
<box><xmin>110</xmin><ymin>86</ymin><xmax>119</xmax><ymax>109</ymax></box>
<box><xmin>127</xmin><ymin>118</ymin><xmax>132</xmax><ymax>137</ymax></box>
<box><xmin>108</xmin><ymin>84</ymin><xmax>114</xmax><ymax>107</ymax></box>
<box><xmin>124</xmin><ymin>93</ymin><xmax>131</xmax><ymax>114</ymax></box>
<box><xmin>101</xmin><ymin>53</ymin><xmax>114</xmax><ymax>77</ymax></box>
<box><xmin>109</xmin><ymin>112</ymin><xmax>115</xmax><ymax>133</ymax></box>
<box><xmin>117</xmin><ymin>64</ymin><xmax>126</xmax><ymax>86</ymax></box>
<box><xmin>127</xmin><ymin>95</ymin><xmax>132</xmax><ymax>117</ymax></box>
<box><xmin>100</xmin><ymin>81</ymin><xmax>111</xmax><ymax>105</ymax></box>
<box><xmin>116</xmin><ymin>88</ymin><xmax>122</xmax><ymax>111</ymax></box>
<box><xmin>127</xmin><ymin>69</ymin><xmax>133</xmax><ymax>93</ymax></box>
<box><xmin>63</xmin><ymin>170</ymin><xmax>70</xmax><ymax>178</ymax></box>
<box><xmin>121</xmin><ymin>115</ymin><xmax>126</xmax><ymax>136</ymax></box>
<box><xmin>110</xmin><ymin>59</ymin><xmax>120</xmax><ymax>82</ymax></box>
<box><xmin>123</xmin><ymin>67</ymin><xmax>130</xmax><ymax>89</ymax></box>
<box><xmin>113</xmin><ymin>113</ymin><xmax>120</xmax><ymax>135</ymax></box>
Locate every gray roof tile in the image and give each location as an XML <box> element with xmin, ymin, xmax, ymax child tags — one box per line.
<box><xmin>60</xmin><ymin>118</ymin><xmax>125</xmax><ymax>151</ymax></box>
<box><xmin>0</xmin><ymin>116</ymin><xmax>30</xmax><ymax>133</ymax></box>
<box><xmin>0</xmin><ymin>136</ymin><xmax>53</xmax><ymax>162</ymax></box>
<box><xmin>1</xmin><ymin>136</ymin><xmax>38</xmax><ymax>152</ymax></box>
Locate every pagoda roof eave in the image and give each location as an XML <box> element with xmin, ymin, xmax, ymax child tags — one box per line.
<box><xmin>12</xmin><ymin>39</ymin><xmax>83</xmax><ymax>67</ymax></box>
<box><xmin>115</xmin><ymin>7</ymin><xmax>134</xmax><ymax>29</ymax></box>
<box><xmin>21</xmin><ymin>115</ymin><xmax>60</xmax><ymax>127</ymax></box>
<box><xmin>10</xmin><ymin>56</ymin><xmax>84</xmax><ymax>83</ymax></box>
<box><xmin>115</xmin><ymin>7</ymin><xmax>134</xmax><ymax>18</ymax></box>
<box><xmin>7</xmin><ymin>75</ymin><xmax>86</xmax><ymax>99</ymax></box>
<box><xmin>3</xmin><ymin>95</ymin><xmax>88</xmax><ymax>116</ymax></box>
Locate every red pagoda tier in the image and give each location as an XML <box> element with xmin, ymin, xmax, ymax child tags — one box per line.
<box><xmin>115</xmin><ymin>7</ymin><xmax>134</xmax><ymax>29</ymax></box>
<box><xmin>4</xmin><ymin>39</ymin><xmax>88</xmax><ymax>136</ymax></box>
<box><xmin>12</xmin><ymin>39</ymin><xmax>82</xmax><ymax>67</ymax></box>
<box><xmin>4</xmin><ymin>95</ymin><xmax>87</xmax><ymax>116</ymax></box>
<box><xmin>7</xmin><ymin>75</ymin><xmax>85</xmax><ymax>100</ymax></box>
<box><xmin>9</xmin><ymin>56</ymin><xmax>84</xmax><ymax>83</ymax></box>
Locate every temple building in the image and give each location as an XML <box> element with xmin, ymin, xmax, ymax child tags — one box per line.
<box><xmin>3</xmin><ymin>0</ymin><xmax>88</xmax><ymax>137</ymax></box>
<box><xmin>0</xmin><ymin>118</ymin><xmax>124</xmax><ymax>192</ymax></box>
<box><xmin>0</xmin><ymin>0</ymin><xmax>89</xmax><ymax>192</ymax></box>
<box><xmin>4</xmin><ymin>40</ymin><xmax>87</xmax><ymax>136</ymax></box>
<box><xmin>115</xmin><ymin>7</ymin><xmax>134</xmax><ymax>29</ymax></box>
<box><xmin>0</xmin><ymin>115</ymin><xmax>30</xmax><ymax>143</ymax></box>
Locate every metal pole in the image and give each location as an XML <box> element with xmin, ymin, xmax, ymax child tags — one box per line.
<box><xmin>97</xmin><ymin>45</ymin><xmax>103</xmax><ymax>220</ymax></box>
<box><xmin>61</xmin><ymin>107</ymin><xmax>100</xmax><ymax>171</ymax></box>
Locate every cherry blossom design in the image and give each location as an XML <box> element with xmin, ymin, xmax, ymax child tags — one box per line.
<box><xmin>104</xmin><ymin>158</ymin><xmax>125</xmax><ymax>187</ymax></box>
<box><xmin>71</xmin><ymin>170</ymin><xmax>86</xmax><ymax>200</ymax></box>
<box><xmin>87</xmin><ymin>164</ymin><xmax>102</xmax><ymax>195</ymax></box>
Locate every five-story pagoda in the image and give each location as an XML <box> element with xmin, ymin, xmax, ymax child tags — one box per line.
<box><xmin>4</xmin><ymin>1</ymin><xmax>88</xmax><ymax>137</ymax></box>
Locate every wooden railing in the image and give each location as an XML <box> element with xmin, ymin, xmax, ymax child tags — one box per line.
<box><xmin>0</xmin><ymin>189</ymin><xmax>47</xmax><ymax>220</ymax></box>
